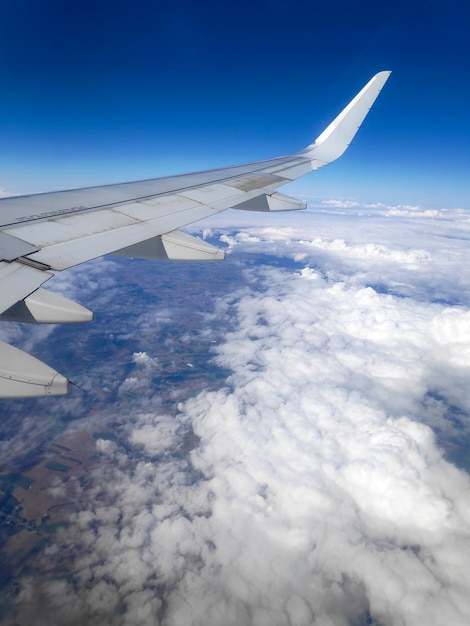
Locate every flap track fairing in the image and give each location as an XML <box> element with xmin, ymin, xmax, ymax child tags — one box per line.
<box><xmin>234</xmin><ymin>192</ymin><xmax>307</xmax><ymax>212</ymax></box>
<box><xmin>0</xmin><ymin>340</ymin><xmax>68</xmax><ymax>397</ymax></box>
<box><xmin>114</xmin><ymin>230</ymin><xmax>225</xmax><ymax>261</ymax></box>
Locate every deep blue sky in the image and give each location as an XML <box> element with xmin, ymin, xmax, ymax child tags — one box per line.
<box><xmin>0</xmin><ymin>0</ymin><xmax>468</xmax><ymax>207</ymax></box>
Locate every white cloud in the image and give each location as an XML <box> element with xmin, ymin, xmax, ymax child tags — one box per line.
<box><xmin>301</xmin><ymin>237</ymin><xmax>431</xmax><ymax>266</ymax></box>
<box><xmin>6</xmin><ymin>199</ymin><xmax>470</xmax><ymax>625</ymax></box>
<box><xmin>177</xmin><ymin>266</ymin><xmax>470</xmax><ymax>626</ymax></box>
<box><xmin>128</xmin><ymin>412</ymin><xmax>183</xmax><ymax>456</ymax></box>
<box><xmin>207</xmin><ymin>201</ymin><xmax>470</xmax><ymax>306</ymax></box>
<box><xmin>320</xmin><ymin>199</ymin><xmax>443</xmax><ymax>217</ymax></box>
<box><xmin>322</xmin><ymin>199</ymin><xmax>364</xmax><ymax>208</ymax></box>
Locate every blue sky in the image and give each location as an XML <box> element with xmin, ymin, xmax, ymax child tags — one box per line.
<box><xmin>0</xmin><ymin>0</ymin><xmax>469</xmax><ymax>207</ymax></box>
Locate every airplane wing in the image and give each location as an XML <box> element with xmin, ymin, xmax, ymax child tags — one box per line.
<box><xmin>0</xmin><ymin>71</ymin><xmax>391</xmax><ymax>398</ymax></box>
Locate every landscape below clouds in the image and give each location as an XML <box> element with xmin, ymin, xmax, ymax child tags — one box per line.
<box><xmin>2</xmin><ymin>200</ymin><xmax>470</xmax><ymax>626</ymax></box>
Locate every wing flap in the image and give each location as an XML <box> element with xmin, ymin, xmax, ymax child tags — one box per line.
<box><xmin>21</xmin><ymin>203</ymin><xmax>224</xmax><ymax>270</ymax></box>
<box><xmin>4</xmin><ymin>176</ymin><xmax>293</xmax><ymax>269</ymax></box>
<box><xmin>0</xmin><ymin>232</ymin><xmax>39</xmax><ymax>261</ymax></box>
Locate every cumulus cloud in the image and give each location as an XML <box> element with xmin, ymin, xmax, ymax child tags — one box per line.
<box><xmin>299</xmin><ymin>238</ymin><xmax>431</xmax><ymax>266</ymax></box>
<box><xmin>9</xmin><ymin>198</ymin><xmax>470</xmax><ymax>626</ymax></box>
<box><xmin>204</xmin><ymin>200</ymin><xmax>470</xmax><ymax>306</ymax></box>
<box><xmin>320</xmin><ymin>199</ymin><xmax>442</xmax><ymax>217</ymax></box>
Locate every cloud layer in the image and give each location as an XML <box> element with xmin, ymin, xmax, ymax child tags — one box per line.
<box><xmin>6</xmin><ymin>200</ymin><xmax>470</xmax><ymax>625</ymax></box>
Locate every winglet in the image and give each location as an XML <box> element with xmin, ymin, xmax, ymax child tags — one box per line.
<box><xmin>303</xmin><ymin>71</ymin><xmax>391</xmax><ymax>164</ymax></box>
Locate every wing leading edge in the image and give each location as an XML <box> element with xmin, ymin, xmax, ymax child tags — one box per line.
<box><xmin>0</xmin><ymin>71</ymin><xmax>391</xmax><ymax>397</ymax></box>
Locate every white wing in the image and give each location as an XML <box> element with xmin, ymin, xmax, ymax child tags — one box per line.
<box><xmin>0</xmin><ymin>71</ymin><xmax>391</xmax><ymax>397</ymax></box>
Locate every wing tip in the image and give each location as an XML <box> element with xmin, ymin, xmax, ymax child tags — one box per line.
<box><xmin>301</xmin><ymin>70</ymin><xmax>392</xmax><ymax>162</ymax></box>
<box><xmin>373</xmin><ymin>70</ymin><xmax>392</xmax><ymax>87</ymax></box>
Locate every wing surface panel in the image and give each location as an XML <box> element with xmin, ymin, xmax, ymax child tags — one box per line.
<box><xmin>0</xmin><ymin>261</ymin><xmax>53</xmax><ymax>315</ymax></box>
<box><xmin>0</xmin><ymin>156</ymin><xmax>296</xmax><ymax>228</ymax></box>
<box><xmin>23</xmin><ymin>204</ymin><xmax>222</xmax><ymax>270</ymax></box>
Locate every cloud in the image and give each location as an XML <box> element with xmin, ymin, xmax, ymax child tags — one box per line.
<box><xmin>320</xmin><ymin>199</ymin><xmax>443</xmax><ymax>217</ymax></box>
<box><xmin>202</xmin><ymin>200</ymin><xmax>470</xmax><ymax>306</ymax></box>
<box><xmin>299</xmin><ymin>238</ymin><xmax>431</xmax><ymax>266</ymax></box>
<box><xmin>0</xmin><ymin>194</ymin><xmax>468</xmax><ymax>626</ymax></box>
<box><xmin>174</xmin><ymin>265</ymin><xmax>470</xmax><ymax>626</ymax></box>
<box><xmin>9</xmin><ymin>200</ymin><xmax>470</xmax><ymax>626</ymax></box>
